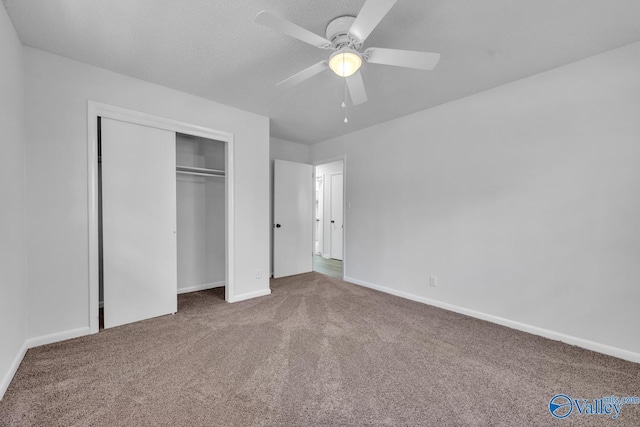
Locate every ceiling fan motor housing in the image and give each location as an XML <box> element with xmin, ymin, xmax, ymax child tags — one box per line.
<box><xmin>326</xmin><ymin>16</ymin><xmax>362</xmax><ymax>51</ymax></box>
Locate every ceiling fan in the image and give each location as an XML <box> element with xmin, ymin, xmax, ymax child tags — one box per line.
<box><xmin>255</xmin><ymin>0</ymin><xmax>440</xmax><ymax>106</ymax></box>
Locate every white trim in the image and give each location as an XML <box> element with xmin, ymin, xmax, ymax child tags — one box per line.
<box><xmin>227</xmin><ymin>288</ymin><xmax>271</xmax><ymax>303</ymax></box>
<box><xmin>328</xmin><ymin>172</ymin><xmax>344</xmax><ymax>263</ymax></box>
<box><xmin>0</xmin><ymin>342</ymin><xmax>27</xmax><ymax>400</ymax></box>
<box><xmin>0</xmin><ymin>327</ymin><xmax>92</xmax><ymax>398</ymax></box>
<box><xmin>225</xmin><ymin>127</ymin><xmax>235</xmax><ymax>303</ymax></box>
<box><xmin>87</xmin><ymin>101</ymin><xmax>99</xmax><ymax>334</ymax></box>
<box><xmin>25</xmin><ymin>327</ymin><xmax>91</xmax><ymax>350</ymax></box>
<box><xmin>87</xmin><ymin>101</ymin><xmax>235</xmax><ymax>334</ymax></box>
<box><xmin>177</xmin><ymin>281</ymin><xmax>225</xmax><ymax>294</ymax></box>
<box><xmin>344</xmin><ymin>276</ymin><xmax>640</xmax><ymax>364</ymax></box>
<box><xmin>341</xmin><ymin>156</ymin><xmax>346</xmax><ymax>280</ymax></box>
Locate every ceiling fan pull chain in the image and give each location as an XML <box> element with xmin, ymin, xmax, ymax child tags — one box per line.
<box><xmin>343</xmin><ymin>77</ymin><xmax>349</xmax><ymax>123</ymax></box>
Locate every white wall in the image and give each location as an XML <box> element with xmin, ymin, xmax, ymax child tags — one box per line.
<box><xmin>310</xmin><ymin>41</ymin><xmax>640</xmax><ymax>358</ymax></box>
<box><xmin>270</xmin><ymin>137</ymin><xmax>311</xmax><ymax>164</ymax></box>
<box><xmin>24</xmin><ymin>47</ymin><xmax>270</xmax><ymax>341</ymax></box>
<box><xmin>0</xmin><ymin>4</ymin><xmax>27</xmax><ymax>398</ymax></box>
<box><xmin>315</xmin><ymin>161</ymin><xmax>344</xmax><ymax>258</ymax></box>
<box><xmin>269</xmin><ymin>137</ymin><xmax>310</xmax><ymax>274</ymax></box>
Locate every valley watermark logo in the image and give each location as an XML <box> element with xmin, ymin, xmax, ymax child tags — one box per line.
<box><xmin>549</xmin><ymin>394</ymin><xmax>640</xmax><ymax>420</ymax></box>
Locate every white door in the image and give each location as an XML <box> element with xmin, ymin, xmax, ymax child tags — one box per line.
<box><xmin>330</xmin><ymin>173</ymin><xmax>344</xmax><ymax>261</ymax></box>
<box><xmin>274</xmin><ymin>159</ymin><xmax>313</xmax><ymax>278</ymax></box>
<box><xmin>101</xmin><ymin>118</ymin><xmax>177</xmax><ymax>328</ymax></box>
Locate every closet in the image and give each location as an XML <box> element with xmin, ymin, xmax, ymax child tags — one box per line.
<box><xmin>175</xmin><ymin>133</ymin><xmax>226</xmax><ymax>294</ymax></box>
<box><xmin>98</xmin><ymin>118</ymin><xmax>226</xmax><ymax>329</ymax></box>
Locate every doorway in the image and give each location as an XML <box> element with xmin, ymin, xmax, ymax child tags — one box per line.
<box><xmin>313</xmin><ymin>159</ymin><xmax>345</xmax><ymax>279</ymax></box>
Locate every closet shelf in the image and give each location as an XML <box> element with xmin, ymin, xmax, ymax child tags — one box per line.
<box><xmin>176</xmin><ymin>165</ymin><xmax>225</xmax><ymax>178</ymax></box>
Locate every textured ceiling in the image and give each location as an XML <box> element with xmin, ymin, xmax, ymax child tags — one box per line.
<box><xmin>4</xmin><ymin>0</ymin><xmax>640</xmax><ymax>144</ymax></box>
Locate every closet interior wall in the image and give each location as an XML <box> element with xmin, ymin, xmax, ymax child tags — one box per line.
<box><xmin>176</xmin><ymin>133</ymin><xmax>226</xmax><ymax>293</ymax></box>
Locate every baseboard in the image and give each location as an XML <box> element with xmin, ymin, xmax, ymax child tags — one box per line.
<box><xmin>227</xmin><ymin>288</ymin><xmax>271</xmax><ymax>303</ymax></box>
<box><xmin>344</xmin><ymin>276</ymin><xmax>640</xmax><ymax>364</ymax></box>
<box><xmin>1</xmin><ymin>286</ymin><xmax>263</xmax><ymax>399</ymax></box>
<box><xmin>177</xmin><ymin>281</ymin><xmax>225</xmax><ymax>295</ymax></box>
<box><xmin>25</xmin><ymin>327</ymin><xmax>91</xmax><ymax>350</ymax></box>
<box><xmin>0</xmin><ymin>341</ymin><xmax>28</xmax><ymax>400</ymax></box>
<box><xmin>2</xmin><ymin>327</ymin><xmax>90</xmax><ymax>399</ymax></box>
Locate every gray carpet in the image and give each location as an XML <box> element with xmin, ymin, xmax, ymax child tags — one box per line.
<box><xmin>1</xmin><ymin>272</ymin><xmax>639</xmax><ymax>426</ymax></box>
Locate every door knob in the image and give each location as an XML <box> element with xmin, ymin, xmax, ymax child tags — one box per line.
<box><xmin>275</xmin><ymin>224</ymin><xmax>281</xmax><ymax>228</ymax></box>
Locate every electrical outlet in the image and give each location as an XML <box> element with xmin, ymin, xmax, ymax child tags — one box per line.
<box><xmin>256</xmin><ymin>268</ymin><xmax>262</xmax><ymax>279</ymax></box>
<box><xmin>429</xmin><ymin>275</ymin><xmax>438</xmax><ymax>287</ymax></box>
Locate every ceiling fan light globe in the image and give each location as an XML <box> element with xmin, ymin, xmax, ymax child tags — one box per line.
<box><xmin>329</xmin><ymin>50</ymin><xmax>362</xmax><ymax>77</ymax></box>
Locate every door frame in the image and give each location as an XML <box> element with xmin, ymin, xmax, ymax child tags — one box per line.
<box><xmin>329</xmin><ymin>172</ymin><xmax>344</xmax><ymax>261</ymax></box>
<box><xmin>314</xmin><ymin>174</ymin><xmax>324</xmax><ymax>255</ymax></box>
<box><xmin>313</xmin><ymin>156</ymin><xmax>346</xmax><ymax>278</ymax></box>
<box><xmin>87</xmin><ymin>101</ymin><xmax>235</xmax><ymax>334</ymax></box>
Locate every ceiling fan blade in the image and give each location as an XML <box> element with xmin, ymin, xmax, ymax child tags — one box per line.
<box><xmin>255</xmin><ymin>11</ymin><xmax>332</xmax><ymax>49</ymax></box>
<box><xmin>346</xmin><ymin>71</ymin><xmax>368</xmax><ymax>105</ymax></box>
<box><xmin>348</xmin><ymin>0</ymin><xmax>397</xmax><ymax>43</ymax></box>
<box><xmin>277</xmin><ymin>61</ymin><xmax>328</xmax><ymax>88</ymax></box>
<box><xmin>365</xmin><ymin>47</ymin><xmax>441</xmax><ymax>70</ymax></box>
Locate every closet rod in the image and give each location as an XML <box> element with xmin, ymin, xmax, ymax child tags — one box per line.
<box><xmin>176</xmin><ymin>170</ymin><xmax>225</xmax><ymax>178</ymax></box>
<box><xmin>176</xmin><ymin>165</ymin><xmax>225</xmax><ymax>176</ymax></box>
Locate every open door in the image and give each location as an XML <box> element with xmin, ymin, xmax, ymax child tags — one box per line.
<box><xmin>330</xmin><ymin>173</ymin><xmax>344</xmax><ymax>261</ymax></box>
<box><xmin>101</xmin><ymin>118</ymin><xmax>177</xmax><ymax>328</ymax></box>
<box><xmin>273</xmin><ymin>159</ymin><xmax>313</xmax><ymax>278</ymax></box>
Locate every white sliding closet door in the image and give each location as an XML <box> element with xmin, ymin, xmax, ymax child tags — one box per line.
<box><xmin>101</xmin><ymin>118</ymin><xmax>177</xmax><ymax>329</ymax></box>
